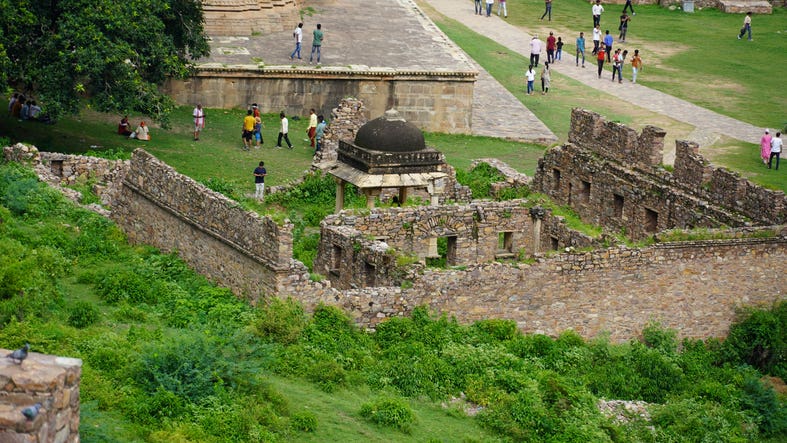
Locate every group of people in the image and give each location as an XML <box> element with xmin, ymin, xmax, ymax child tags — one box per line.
<box><xmin>118</xmin><ymin>115</ymin><xmax>150</xmax><ymax>141</ymax></box>
<box><xmin>8</xmin><ymin>93</ymin><xmax>50</xmax><ymax>123</ymax></box>
<box><xmin>760</xmin><ymin>129</ymin><xmax>783</xmax><ymax>171</ymax></box>
<box><xmin>290</xmin><ymin>22</ymin><xmax>324</xmax><ymax>64</ymax></box>
<box><xmin>239</xmin><ymin>105</ymin><xmax>327</xmax><ymax>152</ymax></box>
<box><xmin>475</xmin><ymin>0</ymin><xmax>507</xmax><ymax>18</ymax></box>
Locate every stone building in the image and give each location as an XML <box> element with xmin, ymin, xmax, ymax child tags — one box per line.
<box><xmin>202</xmin><ymin>0</ymin><xmax>301</xmax><ymax>36</ymax></box>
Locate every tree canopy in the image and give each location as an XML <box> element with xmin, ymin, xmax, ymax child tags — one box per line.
<box><xmin>0</xmin><ymin>0</ymin><xmax>209</xmax><ymax>125</ymax></box>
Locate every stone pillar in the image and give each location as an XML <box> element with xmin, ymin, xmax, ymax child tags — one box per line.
<box><xmin>0</xmin><ymin>349</ymin><xmax>82</xmax><ymax>443</ymax></box>
<box><xmin>363</xmin><ymin>188</ymin><xmax>381</xmax><ymax>209</ymax></box>
<box><xmin>530</xmin><ymin>206</ymin><xmax>546</xmax><ymax>254</ymax></box>
<box><xmin>335</xmin><ymin>178</ymin><xmax>346</xmax><ymax>213</ymax></box>
<box><xmin>398</xmin><ymin>187</ymin><xmax>408</xmax><ymax>206</ymax></box>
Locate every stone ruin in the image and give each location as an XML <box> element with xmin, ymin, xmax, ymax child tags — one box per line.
<box><xmin>532</xmin><ymin>108</ymin><xmax>787</xmax><ymax>240</ymax></box>
<box><xmin>202</xmin><ymin>0</ymin><xmax>301</xmax><ymax>36</ymax></box>
<box><xmin>0</xmin><ymin>350</ymin><xmax>82</xmax><ymax>443</ymax></box>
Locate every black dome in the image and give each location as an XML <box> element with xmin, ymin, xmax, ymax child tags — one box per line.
<box><xmin>354</xmin><ymin>109</ymin><xmax>426</xmax><ymax>153</ymax></box>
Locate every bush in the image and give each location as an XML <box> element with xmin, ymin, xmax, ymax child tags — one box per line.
<box><xmin>307</xmin><ymin>358</ymin><xmax>346</xmax><ymax>393</ymax></box>
<box><xmin>359</xmin><ymin>396</ymin><xmax>416</xmax><ymax>433</ymax></box>
<box><xmin>721</xmin><ymin>302</ymin><xmax>786</xmax><ymax>378</ymax></box>
<box><xmin>67</xmin><ymin>301</ymin><xmax>100</xmax><ymax>328</ymax></box>
<box><xmin>290</xmin><ymin>411</ymin><xmax>318</xmax><ymax>432</ymax></box>
<box><xmin>254</xmin><ymin>297</ymin><xmax>308</xmax><ymax>344</ymax></box>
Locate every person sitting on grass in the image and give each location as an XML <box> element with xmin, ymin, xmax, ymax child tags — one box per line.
<box><xmin>131</xmin><ymin>121</ymin><xmax>150</xmax><ymax>141</ymax></box>
<box><xmin>118</xmin><ymin>115</ymin><xmax>132</xmax><ymax>136</ymax></box>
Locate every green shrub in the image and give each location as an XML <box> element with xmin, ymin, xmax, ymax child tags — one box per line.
<box><xmin>472</xmin><ymin>319</ymin><xmax>519</xmax><ymax>342</ymax></box>
<box><xmin>740</xmin><ymin>376</ymin><xmax>787</xmax><ymax>437</ymax></box>
<box><xmin>95</xmin><ymin>268</ymin><xmax>155</xmax><ymax>305</ymax></box>
<box><xmin>290</xmin><ymin>410</ymin><xmax>318</xmax><ymax>432</ymax></box>
<box><xmin>359</xmin><ymin>396</ymin><xmax>416</xmax><ymax>433</ymax></box>
<box><xmin>67</xmin><ymin>301</ymin><xmax>100</xmax><ymax>328</ymax></box>
<box><xmin>307</xmin><ymin>358</ymin><xmax>346</xmax><ymax>393</ymax></box>
<box><xmin>456</xmin><ymin>163</ymin><xmax>506</xmax><ymax>199</ymax></box>
<box><xmin>254</xmin><ymin>297</ymin><xmax>308</xmax><ymax>344</ymax></box>
<box><xmin>721</xmin><ymin>302</ymin><xmax>786</xmax><ymax>378</ymax></box>
<box><xmin>650</xmin><ymin>398</ymin><xmax>752</xmax><ymax>442</ymax></box>
<box><xmin>641</xmin><ymin>321</ymin><xmax>678</xmax><ymax>355</ymax></box>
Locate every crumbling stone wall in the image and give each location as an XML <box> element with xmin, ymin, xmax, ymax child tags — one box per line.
<box><xmin>0</xmin><ymin>350</ymin><xmax>82</xmax><ymax>443</ymax></box>
<box><xmin>533</xmin><ymin>109</ymin><xmax>787</xmax><ymax>239</ymax></box>
<box><xmin>313</xmin><ymin>201</ymin><xmax>599</xmax><ymax>290</ymax></box>
<box><xmin>111</xmin><ymin>149</ymin><xmax>294</xmax><ymax>300</ymax></box>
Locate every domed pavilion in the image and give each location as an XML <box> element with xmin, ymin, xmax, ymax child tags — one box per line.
<box><xmin>327</xmin><ymin>109</ymin><xmax>449</xmax><ymax>212</ymax></box>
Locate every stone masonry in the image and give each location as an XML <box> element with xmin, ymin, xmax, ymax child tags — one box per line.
<box><xmin>0</xmin><ymin>350</ymin><xmax>82</xmax><ymax>443</ymax></box>
<box><xmin>532</xmin><ymin>109</ymin><xmax>787</xmax><ymax>240</ymax></box>
<box><xmin>202</xmin><ymin>0</ymin><xmax>301</xmax><ymax>36</ymax></box>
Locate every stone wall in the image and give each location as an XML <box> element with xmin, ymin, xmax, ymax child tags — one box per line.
<box><xmin>312</xmin><ymin>201</ymin><xmax>599</xmax><ymax>290</ymax></box>
<box><xmin>202</xmin><ymin>0</ymin><xmax>301</xmax><ymax>36</ymax></box>
<box><xmin>532</xmin><ymin>109</ymin><xmax>787</xmax><ymax>239</ymax></box>
<box><xmin>0</xmin><ymin>350</ymin><xmax>82</xmax><ymax>443</ymax></box>
<box><xmin>163</xmin><ymin>67</ymin><xmax>476</xmax><ymax>133</ymax></box>
<box><xmin>110</xmin><ymin>149</ymin><xmax>294</xmax><ymax>300</ymax></box>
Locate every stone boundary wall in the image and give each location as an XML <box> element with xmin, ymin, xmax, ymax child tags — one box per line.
<box><xmin>110</xmin><ymin>149</ymin><xmax>294</xmax><ymax>299</ymax></box>
<box><xmin>202</xmin><ymin>0</ymin><xmax>301</xmax><ymax>36</ymax></box>
<box><xmin>0</xmin><ymin>350</ymin><xmax>82</xmax><ymax>443</ymax></box>
<box><xmin>534</xmin><ymin>109</ymin><xmax>787</xmax><ymax>239</ymax></box>
<box><xmin>163</xmin><ymin>67</ymin><xmax>476</xmax><ymax>133</ymax></box>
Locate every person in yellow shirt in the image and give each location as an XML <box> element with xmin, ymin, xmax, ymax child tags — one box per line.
<box><xmin>307</xmin><ymin>108</ymin><xmax>318</xmax><ymax>148</ymax></box>
<box><xmin>242</xmin><ymin>109</ymin><xmax>255</xmax><ymax>151</ymax></box>
<box><xmin>630</xmin><ymin>49</ymin><xmax>643</xmax><ymax>83</ymax></box>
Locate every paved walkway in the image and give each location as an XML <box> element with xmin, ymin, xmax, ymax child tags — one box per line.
<box><xmin>203</xmin><ymin>0</ymin><xmax>556</xmax><ymax>143</ymax></box>
<box><xmin>425</xmin><ymin>0</ymin><xmax>764</xmax><ymax>147</ymax></box>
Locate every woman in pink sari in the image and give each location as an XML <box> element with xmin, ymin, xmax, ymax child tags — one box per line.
<box><xmin>760</xmin><ymin>129</ymin><xmax>772</xmax><ymax>165</ymax></box>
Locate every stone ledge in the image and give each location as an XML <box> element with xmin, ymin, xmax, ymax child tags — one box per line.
<box><xmin>718</xmin><ymin>0</ymin><xmax>773</xmax><ymax>13</ymax></box>
<box><xmin>194</xmin><ymin>64</ymin><xmax>479</xmax><ymax>80</ymax></box>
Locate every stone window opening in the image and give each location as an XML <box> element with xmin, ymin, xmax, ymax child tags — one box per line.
<box><xmin>613</xmin><ymin>194</ymin><xmax>624</xmax><ymax>219</ymax></box>
<box><xmin>364</xmin><ymin>261</ymin><xmax>376</xmax><ymax>287</ymax></box>
<box><xmin>552</xmin><ymin>169</ymin><xmax>561</xmax><ymax>192</ymax></box>
<box><xmin>426</xmin><ymin>236</ymin><xmax>457</xmax><ymax>267</ymax></box>
<box><xmin>496</xmin><ymin>232</ymin><xmax>515</xmax><ymax>259</ymax></box>
<box><xmin>580</xmin><ymin>180</ymin><xmax>591</xmax><ymax>203</ymax></box>
<box><xmin>49</xmin><ymin>159</ymin><xmax>64</xmax><ymax>177</ymax></box>
<box><xmin>550</xmin><ymin>236</ymin><xmax>559</xmax><ymax>251</ymax></box>
<box><xmin>330</xmin><ymin>245</ymin><xmax>342</xmax><ymax>276</ymax></box>
<box><xmin>644</xmin><ymin>208</ymin><xmax>659</xmax><ymax>233</ymax></box>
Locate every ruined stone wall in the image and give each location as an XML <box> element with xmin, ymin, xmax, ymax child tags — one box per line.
<box><xmin>312</xmin><ymin>202</ymin><xmax>599</xmax><ymax>289</ymax></box>
<box><xmin>110</xmin><ymin>149</ymin><xmax>294</xmax><ymax>300</ymax></box>
<box><xmin>202</xmin><ymin>0</ymin><xmax>301</xmax><ymax>36</ymax></box>
<box><xmin>533</xmin><ymin>109</ymin><xmax>787</xmax><ymax>239</ymax></box>
<box><xmin>0</xmin><ymin>350</ymin><xmax>82</xmax><ymax>443</ymax></box>
<box><xmin>163</xmin><ymin>68</ymin><xmax>476</xmax><ymax>133</ymax></box>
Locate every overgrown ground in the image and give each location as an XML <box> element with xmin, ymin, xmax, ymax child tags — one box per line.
<box><xmin>0</xmin><ymin>161</ymin><xmax>785</xmax><ymax>442</ymax></box>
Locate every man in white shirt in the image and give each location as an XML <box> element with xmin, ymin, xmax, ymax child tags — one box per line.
<box><xmin>276</xmin><ymin>111</ymin><xmax>293</xmax><ymax>149</ymax></box>
<box><xmin>769</xmin><ymin>132</ymin><xmax>783</xmax><ymax>170</ymax></box>
<box><xmin>290</xmin><ymin>22</ymin><xmax>303</xmax><ymax>60</ymax></box>
<box><xmin>193</xmin><ymin>103</ymin><xmax>205</xmax><ymax>141</ymax></box>
<box><xmin>592</xmin><ymin>0</ymin><xmax>604</xmax><ymax>28</ymax></box>
<box><xmin>530</xmin><ymin>36</ymin><xmax>542</xmax><ymax>67</ymax></box>
<box><xmin>592</xmin><ymin>25</ymin><xmax>602</xmax><ymax>55</ymax></box>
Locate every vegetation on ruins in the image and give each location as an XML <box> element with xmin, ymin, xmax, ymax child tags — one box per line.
<box><xmin>0</xmin><ymin>0</ymin><xmax>209</xmax><ymax>124</ymax></box>
<box><xmin>1</xmin><ymin>159</ymin><xmax>785</xmax><ymax>442</ymax></box>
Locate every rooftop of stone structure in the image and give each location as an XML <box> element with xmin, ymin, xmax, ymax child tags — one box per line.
<box><xmin>355</xmin><ymin>109</ymin><xmax>426</xmax><ymax>153</ymax></box>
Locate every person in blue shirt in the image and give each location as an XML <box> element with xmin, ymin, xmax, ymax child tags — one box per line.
<box><xmin>576</xmin><ymin>32</ymin><xmax>586</xmax><ymax>68</ymax></box>
<box><xmin>254</xmin><ymin>161</ymin><xmax>267</xmax><ymax>200</ymax></box>
<box><xmin>315</xmin><ymin>115</ymin><xmax>327</xmax><ymax>153</ymax></box>
<box><xmin>603</xmin><ymin>30</ymin><xmax>614</xmax><ymax>62</ymax></box>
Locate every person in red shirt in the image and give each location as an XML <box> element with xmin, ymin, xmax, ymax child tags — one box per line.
<box><xmin>546</xmin><ymin>32</ymin><xmax>557</xmax><ymax>64</ymax></box>
<box><xmin>597</xmin><ymin>46</ymin><xmax>606</xmax><ymax>79</ymax></box>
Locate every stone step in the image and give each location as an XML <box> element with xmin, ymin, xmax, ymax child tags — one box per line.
<box><xmin>718</xmin><ymin>0</ymin><xmax>773</xmax><ymax>13</ymax></box>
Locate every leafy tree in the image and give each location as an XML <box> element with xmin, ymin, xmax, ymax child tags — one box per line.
<box><xmin>0</xmin><ymin>0</ymin><xmax>209</xmax><ymax>125</ymax></box>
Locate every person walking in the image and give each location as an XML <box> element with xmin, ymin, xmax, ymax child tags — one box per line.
<box><xmin>474</xmin><ymin>0</ymin><xmax>483</xmax><ymax>15</ymax></box>
<box><xmin>611</xmin><ymin>49</ymin><xmax>623</xmax><ymax>83</ymax></box>
<box><xmin>597</xmin><ymin>46</ymin><xmax>606</xmax><ymax>79</ymax></box>
<box><xmin>307</xmin><ymin>108</ymin><xmax>318</xmax><ymax>148</ymax></box>
<box><xmin>290</xmin><ymin>22</ymin><xmax>303</xmax><ymax>60</ymax></box>
<box><xmin>497</xmin><ymin>0</ymin><xmax>507</xmax><ymax>18</ymax></box>
<box><xmin>254</xmin><ymin>116</ymin><xmax>263</xmax><ymax>148</ymax></box>
<box><xmin>253</xmin><ymin>161</ymin><xmax>267</xmax><ymax>200</ymax></box>
<box><xmin>738</xmin><ymin>12</ymin><xmax>753</xmax><ymax>41</ymax></box>
<box><xmin>315</xmin><ymin>115</ymin><xmax>327</xmax><ymax>153</ymax></box>
<box><xmin>540</xmin><ymin>0</ymin><xmax>552</xmax><ymax>21</ymax></box>
<box><xmin>525</xmin><ymin>65</ymin><xmax>536</xmax><ymax>95</ymax></box>
<box><xmin>592</xmin><ymin>25</ymin><xmax>602</xmax><ymax>55</ymax></box>
<box><xmin>193</xmin><ymin>103</ymin><xmax>205</xmax><ymax>141</ymax></box>
<box><xmin>276</xmin><ymin>111</ymin><xmax>293</xmax><ymax>149</ymax></box>
<box><xmin>242</xmin><ymin>109</ymin><xmax>255</xmax><ymax>150</ymax></box>
<box><xmin>768</xmin><ymin>132</ymin><xmax>782</xmax><ymax>170</ymax></box>
<box><xmin>760</xmin><ymin>129</ymin><xmax>772</xmax><ymax>165</ymax></box>
<box><xmin>530</xmin><ymin>35</ymin><xmax>542</xmax><ymax>67</ymax></box>
<box><xmin>555</xmin><ymin>37</ymin><xmax>563</xmax><ymax>62</ymax></box>
<box><xmin>630</xmin><ymin>49</ymin><xmax>642</xmax><ymax>83</ymax></box>
<box><xmin>546</xmin><ymin>32</ymin><xmax>556</xmax><ymax>64</ymax></box>
<box><xmin>541</xmin><ymin>62</ymin><xmax>551</xmax><ymax>95</ymax></box>
<box><xmin>619</xmin><ymin>13</ymin><xmax>630</xmax><ymax>43</ymax></box>
<box><xmin>485</xmin><ymin>0</ymin><xmax>494</xmax><ymax>17</ymax></box>
<box><xmin>622</xmin><ymin>0</ymin><xmax>635</xmax><ymax>15</ymax></box>
<box><xmin>309</xmin><ymin>24</ymin><xmax>323</xmax><ymax>64</ymax></box>
<box><xmin>603</xmin><ymin>30</ymin><xmax>614</xmax><ymax>62</ymax></box>
<box><xmin>576</xmin><ymin>32</ymin><xmax>586</xmax><ymax>67</ymax></box>
<box><xmin>592</xmin><ymin>0</ymin><xmax>604</xmax><ymax>28</ymax></box>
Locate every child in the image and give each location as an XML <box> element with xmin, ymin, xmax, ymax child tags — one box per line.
<box><xmin>555</xmin><ymin>37</ymin><xmax>563</xmax><ymax>61</ymax></box>
<box><xmin>254</xmin><ymin>116</ymin><xmax>263</xmax><ymax>148</ymax></box>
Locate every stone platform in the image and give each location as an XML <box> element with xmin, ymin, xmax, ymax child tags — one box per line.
<box><xmin>718</xmin><ymin>0</ymin><xmax>773</xmax><ymax>13</ymax></box>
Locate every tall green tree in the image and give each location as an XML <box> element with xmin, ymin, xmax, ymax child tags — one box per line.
<box><xmin>0</xmin><ymin>0</ymin><xmax>209</xmax><ymax>125</ymax></box>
